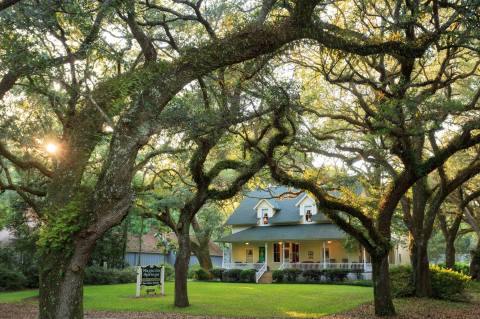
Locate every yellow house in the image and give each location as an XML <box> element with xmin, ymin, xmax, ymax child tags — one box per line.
<box><xmin>218</xmin><ymin>186</ymin><xmax>409</xmax><ymax>283</ymax></box>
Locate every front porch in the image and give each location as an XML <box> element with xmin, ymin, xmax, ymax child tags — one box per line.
<box><xmin>222</xmin><ymin>240</ymin><xmax>372</xmax><ymax>282</ymax></box>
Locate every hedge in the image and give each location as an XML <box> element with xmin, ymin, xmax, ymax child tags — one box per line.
<box><xmin>0</xmin><ymin>266</ymin><xmax>27</xmax><ymax>291</ymax></box>
<box><xmin>240</xmin><ymin>269</ymin><xmax>256</xmax><ymax>282</ymax></box>
<box><xmin>210</xmin><ymin>268</ymin><xmax>224</xmax><ymax>280</ymax></box>
<box><xmin>430</xmin><ymin>265</ymin><xmax>471</xmax><ymax>300</ymax></box>
<box><xmin>194</xmin><ymin>267</ymin><xmax>364</xmax><ymax>284</ymax></box>
<box><xmin>84</xmin><ymin>266</ymin><xmax>136</xmax><ymax>285</ymax></box>
<box><xmin>390</xmin><ymin>265</ymin><xmax>414</xmax><ymax>297</ymax></box>
<box><xmin>302</xmin><ymin>269</ymin><xmax>322</xmax><ymax>282</ymax></box>
<box><xmin>192</xmin><ymin>268</ymin><xmax>256</xmax><ymax>282</ymax></box>
<box><xmin>284</xmin><ymin>268</ymin><xmax>303</xmax><ymax>282</ymax></box>
<box><xmin>437</xmin><ymin>262</ymin><xmax>470</xmax><ymax>275</ymax></box>
<box><xmin>390</xmin><ymin>264</ymin><xmax>471</xmax><ymax>300</ymax></box>
<box><xmin>222</xmin><ymin>268</ymin><xmax>242</xmax><ymax>282</ymax></box>
<box><xmin>194</xmin><ymin>268</ymin><xmax>211</xmax><ymax>281</ymax></box>
<box><xmin>271</xmin><ymin>268</ymin><xmax>351</xmax><ymax>283</ymax></box>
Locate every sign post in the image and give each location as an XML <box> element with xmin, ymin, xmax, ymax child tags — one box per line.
<box><xmin>135</xmin><ymin>266</ymin><xmax>142</xmax><ymax>297</ymax></box>
<box><xmin>135</xmin><ymin>265</ymin><xmax>165</xmax><ymax>297</ymax></box>
<box><xmin>161</xmin><ymin>266</ymin><xmax>165</xmax><ymax>296</ymax></box>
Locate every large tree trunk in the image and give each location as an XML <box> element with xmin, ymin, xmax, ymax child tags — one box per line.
<box><xmin>174</xmin><ymin>225</ymin><xmax>192</xmax><ymax>307</ymax></box>
<box><xmin>407</xmin><ymin>181</ymin><xmax>432</xmax><ymax>298</ymax></box>
<box><xmin>445</xmin><ymin>238</ymin><xmax>456</xmax><ymax>269</ymax></box>
<box><xmin>371</xmin><ymin>254</ymin><xmax>396</xmax><ymax>316</ymax></box>
<box><xmin>470</xmin><ymin>240</ymin><xmax>480</xmax><ymax>280</ymax></box>
<box><xmin>410</xmin><ymin>240</ymin><xmax>432</xmax><ymax>297</ymax></box>
<box><xmin>38</xmin><ymin>239</ymin><xmax>94</xmax><ymax>319</ymax></box>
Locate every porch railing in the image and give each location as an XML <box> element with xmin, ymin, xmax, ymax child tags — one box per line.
<box><xmin>281</xmin><ymin>262</ymin><xmax>372</xmax><ymax>272</ymax></box>
<box><xmin>255</xmin><ymin>263</ymin><xmax>267</xmax><ymax>283</ymax></box>
<box><xmin>223</xmin><ymin>262</ymin><xmax>265</xmax><ymax>271</ymax></box>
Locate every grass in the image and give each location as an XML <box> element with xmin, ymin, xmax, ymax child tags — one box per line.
<box><xmin>0</xmin><ymin>281</ymin><xmax>373</xmax><ymax>318</ymax></box>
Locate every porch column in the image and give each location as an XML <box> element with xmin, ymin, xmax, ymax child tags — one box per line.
<box><xmin>265</xmin><ymin>242</ymin><xmax>268</xmax><ymax>265</ymax></box>
<box><xmin>222</xmin><ymin>246</ymin><xmax>225</xmax><ymax>268</ymax></box>
<box><xmin>281</xmin><ymin>241</ymin><xmax>285</xmax><ymax>265</ymax></box>
<box><xmin>323</xmin><ymin>241</ymin><xmax>326</xmax><ymax>269</ymax></box>
<box><xmin>362</xmin><ymin>247</ymin><xmax>366</xmax><ymax>270</ymax></box>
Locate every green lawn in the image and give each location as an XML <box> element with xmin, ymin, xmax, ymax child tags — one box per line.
<box><xmin>0</xmin><ymin>282</ymin><xmax>373</xmax><ymax>318</ymax></box>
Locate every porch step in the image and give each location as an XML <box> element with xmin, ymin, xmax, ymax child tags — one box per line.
<box><xmin>257</xmin><ymin>271</ymin><xmax>273</xmax><ymax>284</ymax></box>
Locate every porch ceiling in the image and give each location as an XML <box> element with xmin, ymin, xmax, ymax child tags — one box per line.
<box><xmin>217</xmin><ymin>224</ymin><xmax>346</xmax><ymax>243</ymax></box>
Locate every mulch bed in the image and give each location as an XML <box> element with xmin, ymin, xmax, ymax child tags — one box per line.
<box><xmin>1</xmin><ymin>299</ymin><xmax>480</xmax><ymax>319</ymax></box>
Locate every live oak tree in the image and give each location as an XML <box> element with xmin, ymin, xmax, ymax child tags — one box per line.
<box><xmin>399</xmin><ymin>147</ymin><xmax>480</xmax><ymax>296</ymax></box>
<box><xmin>1</xmin><ymin>1</ymin><xmax>478</xmax><ymax>318</ymax></box>
<box><xmin>136</xmin><ymin>74</ymin><xmax>297</xmax><ymax>306</ymax></box>
<box><xmin>262</xmin><ymin>3</ymin><xmax>480</xmax><ymax>316</ymax></box>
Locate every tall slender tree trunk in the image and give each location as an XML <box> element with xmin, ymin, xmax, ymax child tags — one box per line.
<box><xmin>371</xmin><ymin>254</ymin><xmax>396</xmax><ymax>316</ymax></box>
<box><xmin>407</xmin><ymin>178</ymin><xmax>433</xmax><ymax>297</ymax></box>
<box><xmin>410</xmin><ymin>240</ymin><xmax>432</xmax><ymax>297</ymax></box>
<box><xmin>470</xmin><ymin>239</ymin><xmax>480</xmax><ymax>280</ymax></box>
<box><xmin>445</xmin><ymin>238</ymin><xmax>456</xmax><ymax>269</ymax></box>
<box><xmin>174</xmin><ymin>225</ymin><xmax>191</xmax><ymax>307</ymax></box>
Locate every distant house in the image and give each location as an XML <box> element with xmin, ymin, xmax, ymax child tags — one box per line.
<box><xmin>218</xmin><ymin>186</ymin><xmax>410</xmax><ymax>283</ymax></box>
<box><xmin>125</xmin><ymin>231</ymin><xmax>223</xmax><ymax>267</ymax></box>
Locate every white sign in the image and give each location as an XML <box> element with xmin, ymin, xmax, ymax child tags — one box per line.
<box><xmin>136</xmin><ymin>265</ymin><xmax>165</xmax><ymax>297</ymax></box>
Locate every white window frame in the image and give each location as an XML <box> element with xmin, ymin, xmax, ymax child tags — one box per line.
<box><xmin>304</xmin><ymin>206</ymin><xmax>314</xmax><ymax>223</ymax></box>
<box><xmin>261</xmin><ymin>208</ymin><xmax>269</xmax><ymax>225</ymax></box>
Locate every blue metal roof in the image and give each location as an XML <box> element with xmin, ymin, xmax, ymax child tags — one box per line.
<box><xmin>217</xmin><ymin>224</ymin><xmax>346</xmax><ymax>242</ymax></box>
<box><xmin>225</xmin><ymin>186</ymin><xmax>329</xmax><ymax>226</ymax></box>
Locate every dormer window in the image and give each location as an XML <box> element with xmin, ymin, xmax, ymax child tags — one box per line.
<box><xmin>305</xmin><ymin>207</ymin><xmax>313</xmax><ymax>223</ymax></box>
<box><xmin>262</xmin><ymin>208</ymin><xmax>269</xmax><ymax>225</ymax></box>
<box><xmin>254</xmin><ymin>199</ymin><xmax>275</xmax><ymax>226</ymax></box>
<box><xmin>295</xmin><ymin>194</ymin><xmax>317</xmax><ymax>223</ymax></box>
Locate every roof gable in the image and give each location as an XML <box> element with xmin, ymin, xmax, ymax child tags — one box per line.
<box><xmin>295</xmin><ymin>194</ymin><xmax>315</xmax><ymax>207</ymax></box>
<box><xmin>253</xmin><ymin>199</ymin><xmax>276</xmax><ymax>210</ymax></box>
<box><xmin>225</xmin><ymin>186</ymin><xmax>329</xmax><ymax>226</ymax></box>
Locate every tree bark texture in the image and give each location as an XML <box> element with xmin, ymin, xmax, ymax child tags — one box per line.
<box><xmin>410</xmin><ymin>241</ymin><xmax>432</xmax><ymax>297</ymax></box>
<box><xmin>191</xmin><ymin>241</ymin><xmax>213</xmax><ymax>270</ymax></box>
<box><xmin>372</xmin><ymin>254</ymin><xmax>396</xmax><ymax>316</ymax></box>
<box><xmin>174</xmin><ymin>225</ymin><xmax>192</xmax><ymax>307</ymax></box>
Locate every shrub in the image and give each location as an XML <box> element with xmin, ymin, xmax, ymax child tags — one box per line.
<box><xmin>159</xmin><ymin>263</ymin><xmax>175</xmax><ymax>281</ymax></box>
<box><xmin>284</xmin><ymin>268</ymin><xmax>302</xmax><ymax>282</ymax></box>
<box><xmin>350</xmin><ymin>268</ymin><xmax>363</xmax><ymax>280</ymax></box>
<box><xmin>389</xmin><ymin>265</ymin><xmax>414</xmax><ymax>297</ymax></box>
<box><xmin>222</xmin><ymin>269</ymin><xmax>242</xmax><ymax>282</ymax></box>
<box><xmin>116</xmin><ymin>268</ymin><xmax>137</xmax><ymax>283</ymax></box>
<box><xmin>272</xmin><ymin>269</ymin><xmax>284</xmax><ymax>283</ymax></box>
<box><xmin>324</xmin><ymin>269</ymin><xmax>349</xmax><ymax>282</ymax></box>
<box><xmin>0</xmin><ymin>266</ymin><xmax>27</xmax><ymax>291</ymax></box>
<box><xmin>195</xmin><ymin>268</ymin><xmax>211</xmax><ymax>281</ymax></box>
<box><xmin>84</xmin><ymin>266</ymin><xmax>113</xmax><ymax>285</ymax></box>
<box><xmin>22</xmin><ymin>264</ymin><xmax>39</xmax><ymax>288</ymax></box>
<box><xmin>430</xmin><ymin>265</ymin><xmax>471</xmax><ymax>300</ymax></box>
<box><xmin>187</xmin><ymin>264</ymin><xmax>201</xmax><ymax>279</ymax></box>
<box><xmin>240</xmin><ymin>269</ymin><xmax>256</xmax><ymax>282</ymax></box>
<box><xmin>390</xmin><ymin>265</ymin><xmax>471</xmax><ymax>300</ymax></box>
<box><xmin>84</xmin><ymin>266</ymin><xmax>136</xmax><ymax>285</ymax></box>
<box><xmin>302</xmin><ymin>269</ymin><xmax>323</xmax><ymax>282</ymax></box>
<box><xmin>438</xmin><ymin>262</ymin><xmax>470</xmax><ymax>275</ymax></box>
<box><xmin>210</xmin><ymin>268</ymin><xmax>225</xmax><ymax>280</ymax></box>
